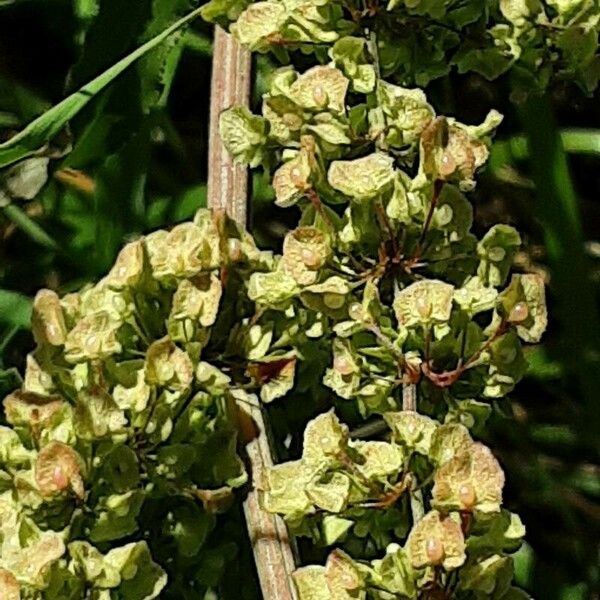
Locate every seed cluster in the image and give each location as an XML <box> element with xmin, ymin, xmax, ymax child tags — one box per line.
<box><xmin>209</xmin><ymin>0</ymin><xmax>550</xmax><ymax>597</ymax></box>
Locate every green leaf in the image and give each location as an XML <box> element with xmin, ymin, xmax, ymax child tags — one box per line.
<box><xmin>371</xmin><ymin>544</ymin><xmax>416</xmax><ymax>598</ymax></box>
<box><xmin>70</xmin><ymin>540</ymin><xmax>167</xmax><ymax>599</ymax></box>
<box><xmin>219</xmin><ymin>106</ymin><xmax>268</xmax><ymax>168</ymax></box>
<box><xmin>183</xmin><ymin>30</ymin><xmax>213</xmax><ymax>55</ymax></box>
<box><xmin>139</xmin><ymin>0</ymin><xmax>197</xmax><ymax>111</ymax></box>
<box><xmin>477</xmin><ymin>225</ymin><xmax>521</xmax><ymax>288</ymax></box>
<box><xmin>321</xmin><ymin>515</ymin><xmax>353</xmax><ymax>545</ymax></box>
<box><xmin>524</xmin><ymin>347</ymin><xmax>563</xmax><ymax>381</ymax></box>
<box><xmin>73</xmin><ymin>0</ymin><xmax>100</xmax><ymax>22</ymax></box>
<box><xmin>88</xmin><ymin>490</ymin><xmax>145</xmax><ymax>542</ymax></box>
<box><xmin>163</xmin><ymin>502</ymin><xmax>215</xmax><ymax>557</ymax></box>
<box><xmin>93</xmin><ymin>126</ymin><xmax>151</xmax><ymax>271</ymax></box>
<box><xmin>293</xmin><ymin>566</ymin><xmax>330</xmax><ymax>600</ymax></box>
<box><xmin>0</xmin><ymin>367</ymin><xmax>21</xmax><ymax>398</ymax></box>
<box><xmin>458</xmin><ymin>554</ymin><xmax>514</xmax><ymax>596</ymax></box>
<box><xmin>328</xmin><ymin>153</ymin><xmax>395</xmax><ymax>202</ymax></box>
<box><xmin>330</xmin><ymin>36</ymin><xmax>376</xmax><ymax>93</ymax></box>
<box><xmin>0</xmin><ymin>289</ymin><xmax>32</xmax><ymax>329</ymax></box>
<box><xmin>200</xmin><ymin>0</ymin><xmax>251</xmax><ymax>24</ymax></box>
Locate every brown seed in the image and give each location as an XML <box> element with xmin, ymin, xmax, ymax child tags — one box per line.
<box><xmin>425</xmin><ymin>538</ymin><xmax>445</xmax><ymax>564</ymax></box>
<box><xmin>52</xmin><ymin>466</ymin><xmax>69</xmax><ymax>491</ymax></box>
<box><xmin>439</xmin><ymin>153</ymin><xmax>456</xmax><ymax>177</ymax></box>
<box><xmin>334</xmin><ymin>356</ymin><xmax>355</xmax><ymax>375</ymax></box>
<box><xmin>458</xmin><ymin>483</ymin><xmax>476</xmax><ymax>509</ymax></box>
<box><xmin>313</xmin><ymin>85</ymin><xmax>327</xmax><ymax>106</ymax></box>
<box><xmin>509</xmin><ymin>301</ymin><xmax>529</xmax><ymax>323</ymax></box>
<box><xmin>282</xmin><ymin>113</ymin><xmax>302</xmax><ymax>130</ymax></box>
<box><xmin>290</xmin><ymin>167</ymin><xmax>305</xmax><ymax>189</ymax></box>
<box><xmin>301</xmin><ymin>248</ymin><xmax>320</xmax><ymax>268</ymax></box>
<box><xmin>415</xmin><ymin>296</ymin><xmax>432</xmax><ymax>319</ymax></box>
<box><xmin>35</xmin><ymin>442</ymin><xmax>84</xmax><ymax>498</ymax></box>
<box><xmin>324</xmin><ymin>293</ymin><xmax>345</xmax><ymax>309</ymax></box>
<box><xmin>0</xmin><ymin>568</ymin><xmax>20</xmax><ymax>600</ymax></box>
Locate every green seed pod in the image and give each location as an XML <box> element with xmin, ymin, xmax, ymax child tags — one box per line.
<box><xmin>406</xmin><ymin>510</ymin><xmax>466</xmax><ymax>570</ymax></box>
<box><xmin>432</xmin><ymin>442</ymin><xmax>505</xmax><ymax>514</ymax></box>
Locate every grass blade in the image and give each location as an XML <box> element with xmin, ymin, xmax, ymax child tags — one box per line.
<box><xmin>0</xmin><ymin>6</ymin><xmax>203</xmax><ymax>168</ymax></box>
<box><xmin>490</xmin><ymin>128</ymin><xmax>600</xmax><ymax>171</ymax></box>
<box><xmin>2</xmin><ymin>204</ymin><xmax>58</xmax><ymax>250</ymax></box>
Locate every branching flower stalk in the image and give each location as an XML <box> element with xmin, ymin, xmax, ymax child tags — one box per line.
<box><xmin>206</xmin><ymin>1</ymin><xmax>552</xmax><ymax>598</ymax></box>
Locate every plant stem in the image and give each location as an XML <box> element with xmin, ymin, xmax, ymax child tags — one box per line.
<box><xmin>375</xmin><ymin>197</ymin><xmax>395</xmax><ymax>245</ymax></box>
<box><xmin>306</xmin><ymin>188</ymin><xmax>335</xmax><ymax>232</ymax></box>
<box><xmin>409</xmin><ymin>179</ymin><xmax>443</xmax><ymax>265</ymax></box>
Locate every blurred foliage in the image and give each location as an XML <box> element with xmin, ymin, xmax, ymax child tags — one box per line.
<box><xmin>0</xmin><ymin>0</ymin><xmax>212</xmax><ymax>304</ymax></box>
<box><xmin>0</xmin><ymin>1</ymin><xmax>598</xmax><ymax>599</ymax></box>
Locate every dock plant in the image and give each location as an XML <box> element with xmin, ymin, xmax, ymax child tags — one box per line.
<box><xmin>5</xmin><ymin>0</ymin><xmax>597</xmax><ymax>596</ymax></box>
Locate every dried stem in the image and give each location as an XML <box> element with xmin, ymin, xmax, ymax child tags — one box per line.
<box><xmin>408</xmin><ymin>179</ymin><xmax>444</xmax><ymax>266</ymax></box>
<box><xmin>421</xmin><ymin>320</ymin><xmax>508</xmax><ymax>388</ymax></box>
<box><xmin>208</xmin><ymin>27</ymin><xmax>298</xmax><ymax>600</ymax></box>
<box><xmin>306</xmin><ymin>187</ymin><xmax>335</xmax><ymax>232</ymax></box>
<box><xmin>375</xmin><ymin>197</ymin><xmax>399</xmax><ymax>257</ymax></box>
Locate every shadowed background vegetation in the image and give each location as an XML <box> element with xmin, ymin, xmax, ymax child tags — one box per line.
<box><xmin>0</xmin><ymin>1</ymin><xmax>598</xmax><ymax>598</ymax></box>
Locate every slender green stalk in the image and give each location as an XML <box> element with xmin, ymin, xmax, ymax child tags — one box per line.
<box><xmin>2</xmin><ymin>204</ymin><xmax>58</xmax><ymax>250</ymax></box>
<box><xmin>0</xmin><ymin>6</ymin><xmax>204</xmax><ymax>168</ymax></box>
<box><xmin>0</xmin><ymin>325</ymin><xmax>19</xmax><ymax>354</ymax></box>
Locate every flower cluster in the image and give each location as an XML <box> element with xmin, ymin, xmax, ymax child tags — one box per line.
<box><xmin>0</xmin><ymin>209</ymin><xmax>269</xmax><ymax>598</ymax></box>
<box><xmin>219</xmin><ymin>60</ymin><xmax>546</xmax><ymax>418</ymax></box>
<box><xmin>266</xmin><ymin>411</ymin><xmax>527</xmax><ymax>599</ymax></box>
<box><xmin>214</xmin><ymin>3</ymin><xmax>549</xmax><ymax>598</ymax></box>
<box><xmin>203</xmin><ymin>0</ymin><xmax>600</xmax><ymax>93</ymax></box>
